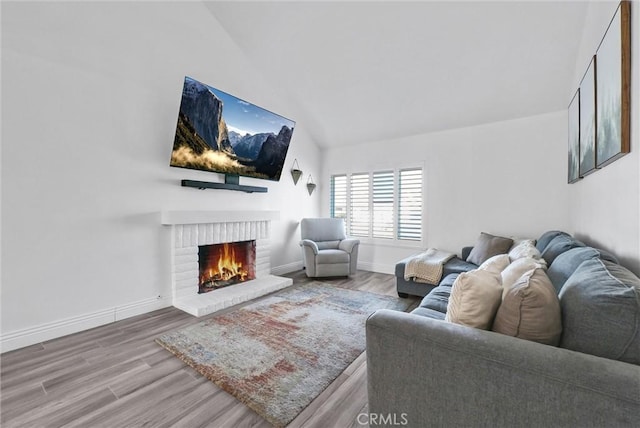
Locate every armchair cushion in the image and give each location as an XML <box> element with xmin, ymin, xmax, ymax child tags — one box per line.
<box><xmin>316</xmin><ymin>249</ymin><xmax>350</xmax><ymax>264</ymax></box>
<box><xmin>317</xmin><ymin>240</ymin><xmax>340</xmax><ymax>250</ymax></box>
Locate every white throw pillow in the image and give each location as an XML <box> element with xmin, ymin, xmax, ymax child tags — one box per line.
<box><xmin>508</xmin><ymin>237</ymin><xmax>536</xmax><ymax>251</ymax></box>
<box><xmin>478</xmin><ymin>254</ymin><xmax>511</xmax><ymax>274</ymax></box>
<box><xmin>445</xmin><ymin>269</ymin><xmax>503</xmax><ymax>330</ymax></box>
<box><xmin>509</xmin><ymin>240</ymin><xmax>543</xmax><ymax>262</ymax></box>
<box><xmin>501</xmin><ymin>257</ymin><xmax>547</xmax><ymax>299</ymax></box>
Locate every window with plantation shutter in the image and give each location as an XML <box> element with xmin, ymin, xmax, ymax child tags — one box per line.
<box><xmin>330</xmin><ymin>167</ymin><xmax>423</xmax><ymax>243</ymax></box>
<box><xmin>349</xmin><ymin>173</ymin><xmax>370</xmax><ymax>237</ymax></box>
<box><xmin>330</xmin><ymin>175</ymin><xmax>347</xmax><ymax>219</ymax></box>
<box><xmin>372</xmin><ymin>171</ymin><xmax>394</xmax><ymax>239</ymax></box>
<box><xmin>398</xmin><ymin>168</ymin><xmax>423</xmax><ymax>241</ymax></box>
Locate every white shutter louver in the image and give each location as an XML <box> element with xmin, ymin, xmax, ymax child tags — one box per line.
<box><xmin>330</xmin><ymin>175</ymin><xmax>347</xmax><ymax>219</ymax></box>
<box><xmin>372</xmin><ymin>171</ymin><xmax>394</xmax><ymax>239</ymax></box>
<box><xmin>349</xmin><ymin>173</ymin><xmax>370</xmax><ymax>237</ymax></box>
<box><xmin>398</xmin><ymin>168</ymin><xmax>423</xmax><ymax>241</ymax></box>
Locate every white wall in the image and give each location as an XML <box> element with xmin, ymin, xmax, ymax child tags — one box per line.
<box><xmin>568</xmin><ymin>0</ymin><xmax>640</xmax><ymax>275</ymax></box>
<box><xmin>1</xmin><ymin>2</ymin><xmax>320</xmax><ymax>350</ymax></box>
<box><xmin>322</xmin><ymin>111</ymin><xmax>571</xmax><ymax>273</ymax></box>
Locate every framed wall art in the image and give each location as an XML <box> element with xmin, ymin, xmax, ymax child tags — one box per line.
<box><xmin>596</xmin><ymin>0</ymin><xmax>631</xmax><ymax>168</ymax></box>
<box><xmin>568</xmin><ymin>89</ymin><xmax>580</xmax><ymax>183</ymax></box>
<box><xmin>579</xmin><ymin>56</ymin><xmax>597</xmax><ymax>177</ymax></box>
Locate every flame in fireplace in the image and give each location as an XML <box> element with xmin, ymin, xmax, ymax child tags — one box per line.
<box><xmin>200</xmin><ymin>242</ymin><xmax>251</xmax><ymax>292</ymax></box>
<box><xmin>216</xmin><ymin>243</ymin><xmax>247</xmax><ymax>281</ymax></box>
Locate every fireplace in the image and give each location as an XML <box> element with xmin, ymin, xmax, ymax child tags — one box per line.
<box><xmin>198</xmin><ymin>240</ymin><xmax>256</xmax><ymax>293</ymax></box>
<box><xmin>162</xmin><ymin>210</ymin><xmax>293</xmax><ymax>317</ymax></box>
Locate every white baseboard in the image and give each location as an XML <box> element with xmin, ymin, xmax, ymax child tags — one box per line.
<box><xmin>357</xmin><ymin>261</ymin><xmax>395</xmax><ymax>275</ymax></box>
<box><xmin>1</xmin><ymin>260</ymin><xmax>392</xmax><ymax>353</ymax></box>
<box><xmin>271</xmin><ymin>260</ymin><xmax>304</xmax><ymax>276</ymax></box>
<box><xmin>271</xmin><ymin>260</ymin><xmax>394</xmax><ymax>276</ymax></box>
<box><xmin>0</xmin><ymin>296</ymin><xmax>171</xmax><ymax>353</ymax></box>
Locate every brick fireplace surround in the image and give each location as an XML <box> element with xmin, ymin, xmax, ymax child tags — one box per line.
<box><xmin>161</xmin><ymin>210</ymin><xmax>293</xmax><ymax>316</ymax></box>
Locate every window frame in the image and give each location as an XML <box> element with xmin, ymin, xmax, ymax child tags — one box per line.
<box><xmin>329</xmin><ymin>164</ymin><xmax>424</xmax><ymax>248</ymax></box>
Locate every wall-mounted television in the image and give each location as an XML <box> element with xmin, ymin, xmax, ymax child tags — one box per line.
<box><xmin>170</xmin><ymin>76</ymin><xmax>295</xmax><ymax>182</ymax></box>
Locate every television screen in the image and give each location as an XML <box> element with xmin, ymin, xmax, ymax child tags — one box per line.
<box><xmin>170</xmin><ymin>76</ymin><xmax>295</xmax><ymax>181</ymax></box>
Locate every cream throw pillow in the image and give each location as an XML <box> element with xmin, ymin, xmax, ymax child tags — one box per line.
<box><xmin>509</xmin><ymin>240</ymin><xmax>543</xmax><ymax>261</ymax></box>
<box><xmin>501</xmin><ymin>257</ymin><xmax>547</xmax><ymax>299</ymax></box>
<box><xmin>478</xmin><ymin>254</ymin><xmax>511</xmax><ymax>274</ymax></box>
<box><xmin>445</xmin><ymin>270</ymin><xmax>503</xmax><ymax>330</ymax></box>
<box><xmin>492</xmin><ymin>268</ymin><xmax>562</xmax><ymax>346</ymax></box>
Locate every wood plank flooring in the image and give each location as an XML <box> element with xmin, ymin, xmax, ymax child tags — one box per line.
<box><xmin>1</xmin><ymin>271</ymin><xmax>418</xmax><ymax>428</ymax></box>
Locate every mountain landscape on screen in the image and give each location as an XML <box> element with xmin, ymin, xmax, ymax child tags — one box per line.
<box><xmin>170</xmin><ymin>76</ymin><xmax>295</xmax><ymax>181</ymax></box>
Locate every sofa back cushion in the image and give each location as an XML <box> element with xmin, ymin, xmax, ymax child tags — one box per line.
<box><xmin>540</xmin><ymin>235</ymin><xmax>585</xmax><ymax>266</ymax></box>
<box><xmin>536</xmin><ymin>230</ymin><xmax>570</xmax><ymax>253</ymax></box>
<box><xmin>559</xmin><ymin>259</ymin><xmax>640</xmax><ymax>365</ymax></box>
<box><xmin>548</xmin><ymin>247</ymin><xmax>618</xmax><ymax>293</ymax></box>
<box><xmin>493</xmin><ymin>268</ymin><xmax>562</xmax><ymax>346</ymax></box>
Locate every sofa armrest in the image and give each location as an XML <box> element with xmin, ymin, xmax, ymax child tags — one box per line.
<box><xmin>366</xmin><ymin>309</ymin><xmax>640</xmax><ymax>427</ymax></box>
<box><xmin>338</xmin><ymin>238</ymin><xmax>360</xmax><ymax>254</ymax></box>
<box><xmin>299</xmin><ymin>239</ymin><xmax>319</xmax><ymax>254</ymax></box>
<box><xmin>461</xmin><ymin>246</ymin><xmax>473</xmax><ymax>261</ymax></box>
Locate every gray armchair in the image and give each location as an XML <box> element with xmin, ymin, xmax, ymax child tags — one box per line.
<box><xmin>300</xmin><ymin>218</ymin><xmax>360</xmax><ymax>278</ymax></box>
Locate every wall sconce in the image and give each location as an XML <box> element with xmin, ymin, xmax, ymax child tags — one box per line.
<box><xmin>306</xmin><ymin>175</ymin><xmax>316</xmax><ymax>195</ymax></box>
<box><xmin>290</xmin><ymin>159</ymin><xmax>303</xmax><ymax>185</ymax></box>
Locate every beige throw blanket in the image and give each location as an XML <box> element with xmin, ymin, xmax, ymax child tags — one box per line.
<box><xmin>404</xmin><ymin>248</ymin><xmax>455</xmax><ymax>285</ymax></box>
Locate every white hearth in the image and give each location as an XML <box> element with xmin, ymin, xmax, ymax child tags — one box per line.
<box><xmin>161</xmin><ymin>210</ymin><xmax>293</xmax><ymax>316</ymax></box>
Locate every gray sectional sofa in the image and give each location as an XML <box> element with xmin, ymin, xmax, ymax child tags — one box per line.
<box><xmin>367</xmin><ymin>230</ymin><xmax>640</xmax><ymax>427</ymax></box>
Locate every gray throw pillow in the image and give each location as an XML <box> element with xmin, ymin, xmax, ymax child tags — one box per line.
<box><xmin>466</xmin><ymin>232</ymin><xmax>514</xmax><ymax>266</ymax></box>
<box><xmin>559</xmin><ymin>259</ymin><xmax>640</xmax><ymax>364</ymax></box>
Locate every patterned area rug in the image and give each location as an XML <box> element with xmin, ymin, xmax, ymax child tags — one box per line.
<box><xmin>156</xmin><ymin>283</ymin><xmax>411</xmax><ymax>427</ymax></box>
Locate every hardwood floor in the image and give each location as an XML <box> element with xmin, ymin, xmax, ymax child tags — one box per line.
<box><xmin>1</xmin><ymin>270</ymin><xmax>419</xmax><ymax>428</ymax></box>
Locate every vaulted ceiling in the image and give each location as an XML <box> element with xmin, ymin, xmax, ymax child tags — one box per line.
<box><xmin>204</xmin><ymin>1</ymin><xmax>589</xmax><ymax>148</ymax></box>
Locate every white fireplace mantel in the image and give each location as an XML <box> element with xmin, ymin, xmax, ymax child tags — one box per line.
<box><xmin>161</xmin><ymin>210</ymin><xmax>279</xmax><ymax>225</ymax></box>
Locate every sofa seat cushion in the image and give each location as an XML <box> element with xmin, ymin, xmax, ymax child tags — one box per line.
<box><xmin>540</xmin><ymin>235</ymin><xmax>585</xmax><ymax>266</ymax></box>
<box><xmin>418</xmin><ymin>274</ymin><xmax>458</xmax><ymax>313</ymax></box>
<box><xmin>442</xmin><ymin>257</ymin><xmax>477</xmax><ymax>277</ymax></box>
<box><xmin>410</xmin><ymin>307</ymin><xmax>446</xmax><ymax>320</ymax></box>
<box><xmin>559</xmin><ymin>259</ymin><xmax>640</xmax><ymax>365</ymax></box>
<box><xmin>316</xmin><ymin>249</ymin><xmax>350</xmax><ymax>264</ymax></box>
<box><xmin>419</xmin><ymin>283</ymin><xmax>453</xmax><ymax>314</ymax></box>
